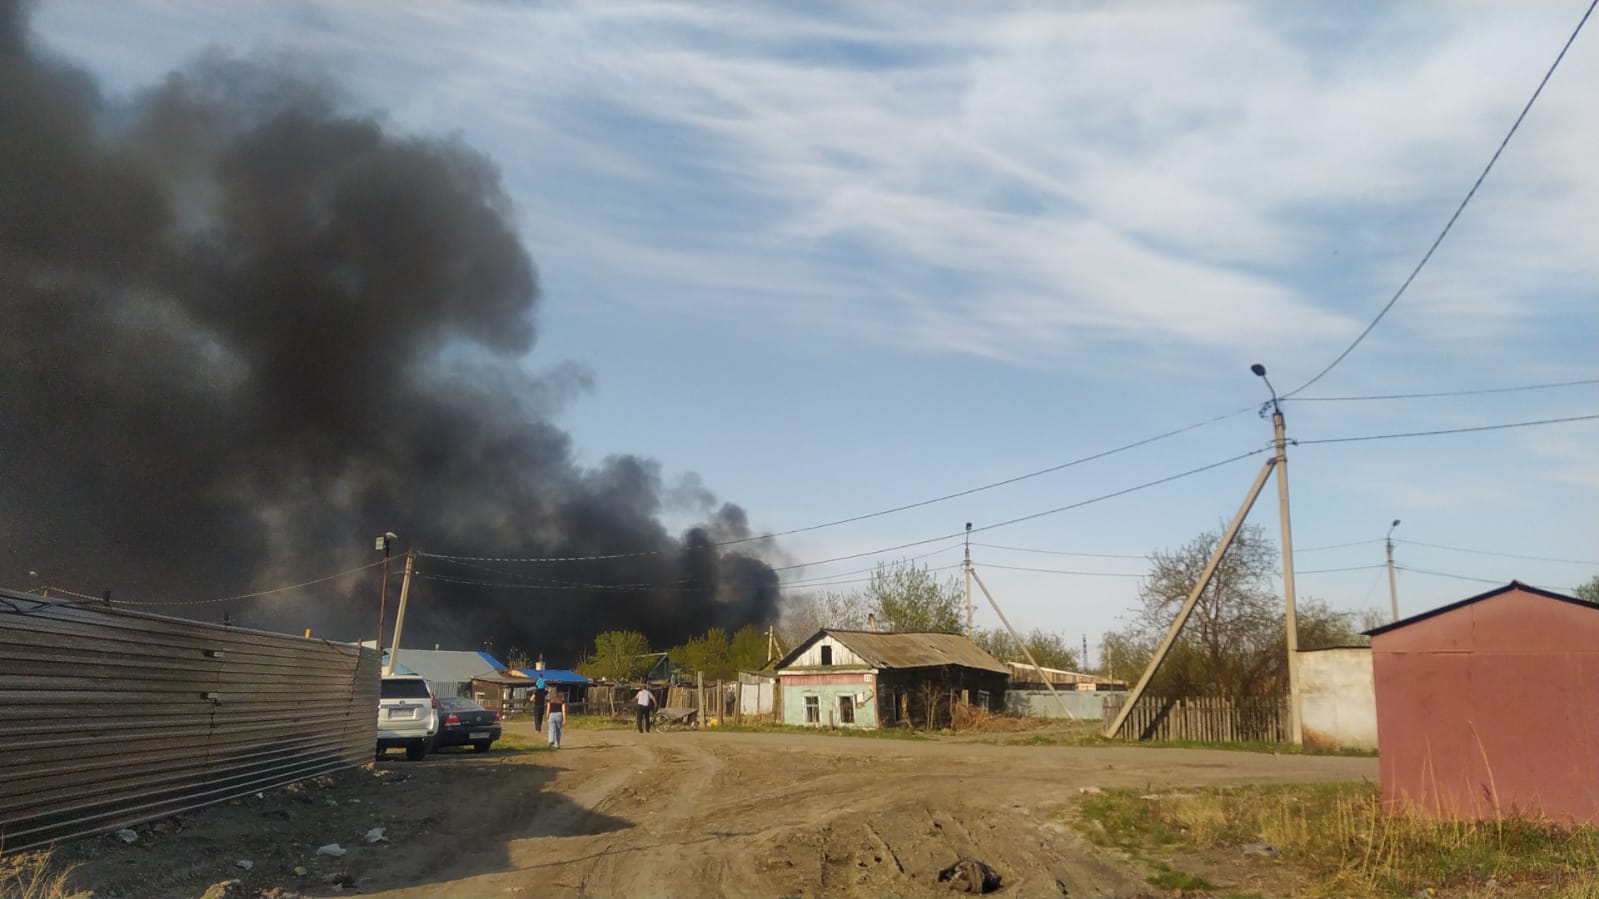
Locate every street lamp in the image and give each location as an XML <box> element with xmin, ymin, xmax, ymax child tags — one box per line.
<box><xmin>1386</xmin><ymin>520</ymin><xmax>1402</xmax><ymax>622</ymax></box>
<box><xmin>375</xmin><ymin>532</ymin><xmax>397</xmax><ymax>656</ymax></box>
<box><xmin>1252</xmin><ymin>362</ymin><xmax>1303</xmax><ymax>746</ymax></box>
<box><xmin>28</xmin><ymin>570</ymin><xmax>49</xmax><ymax>599</ymax></box>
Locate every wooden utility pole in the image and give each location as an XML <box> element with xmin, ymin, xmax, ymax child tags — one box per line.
<box><xmin>385</xmin><ymin>550</ymin><xmax>415</xmax><ymax>676</ymax></box>
<box><xmin>969</xmin><ymin>568</ymin><xmax>1074</xmax><ymax>720</ymax></box>
<box><xmin>1103</xmin><ymin>455</ymin><xmax>1276</xmax><ymax>739</ymax></box>
<box><xmin>696</xmin><ymin>670</ymin><xmax>705</xmax><ymax>727</ymax></box>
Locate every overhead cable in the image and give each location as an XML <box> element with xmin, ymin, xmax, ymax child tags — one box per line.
<box><xmin>1289</xmin><ymin>377</ymin><xmax>1598</xmax><ymax>402</ymax></box>
<box><xmin>1296</xmin><ymin>414</ymin><xmax>1597</xmax><ymax>446</ymax></box>
<box><xmin>1395</xmin><ymin>538</ymin><xmax>1596</xmax><ymax>566</ymax></box>
<box><xmin>1285</xmin><ymin>0</ymin><xmax>1597</xmax><ymax>397</ymax></box>
<box><xmin>109</xmin><ymin>558</ymin><xmax>390</xmax><ymax>607</ymax></box>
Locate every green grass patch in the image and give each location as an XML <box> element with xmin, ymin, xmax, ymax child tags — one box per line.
<box><xmin>1072</xmin><ymin>782</ymin><xmax>1599</xmax><ymax>898</ymax></box>
<box><xmin>1147</xmin><ymin>861</ymin><xmax>1216</xmax><ymax>891</ymax></box>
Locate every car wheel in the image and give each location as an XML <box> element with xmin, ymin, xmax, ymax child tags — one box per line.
<box><xmin>405</xmin><ymin>740</ymin><xmax>428</xmax><ymax>761</ymax></box>
<box><xmin>472</xmin><ymin>741</ymin><xmax>491</xmax><ymax>753</ymax></box>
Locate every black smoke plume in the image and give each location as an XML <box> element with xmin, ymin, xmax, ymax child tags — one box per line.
<box><xmin>0</xmin><ymin>3</ymin><xmax>781</xmax><ymax>662</ymax></box>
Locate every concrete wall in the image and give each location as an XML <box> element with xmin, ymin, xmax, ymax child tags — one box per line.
<box><xmin>1298</xmin><ymin>648</ymin><xmax>1378</xmax><ymax>751</ymax></box>
<box><xmin>779</xmin><ymin>671</ymin><xmax>877</xmax><ymax>728</ymax></box>
<box><xmin>1005</xmin><ymin>690</ymin><xmax>1114</xmax><ymax>720</ymax></box>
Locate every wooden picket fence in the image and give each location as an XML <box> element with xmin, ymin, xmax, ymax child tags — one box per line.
<box><xmin>1103</xmin><ymin>693</ymin><xmax>1287</xmax><ymax>743</ymax></box>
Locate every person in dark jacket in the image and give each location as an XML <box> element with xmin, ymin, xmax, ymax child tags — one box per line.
<box><xmin>531</xmin><ymin>676</ymin><xmax>548</xmax><ymax>731</ymax></box>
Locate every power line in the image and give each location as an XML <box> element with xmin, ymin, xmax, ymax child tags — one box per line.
<box><xmin>110</xmin><ymin>559</ymin><xmax>390</xmax><ymax>607</ymax></box>
<box><xmin>1395</xmin><ymin>538</ymin><xmax>1596</xmax><ymax>566</ymax></box>
<box><xmin>1289</xmin><ymin>378</ymin><xmax>1598</xmax><ymax>402</ymax></box>
<box><xmin>1295</xmin><ymin>564</ymin><xmax>1389</xmax><ymax>575</ymax></box>
<box><xmin>975</xmin><ymin>562</ymin><xmax>1144</xmax><ymax>578</ymax></box>
<box><xmin>972</xmin><ymin>543</ymin><xmax>1146</xmax><ymax>560</ymax></box>
<box><xmin>783</xmin><ymin>563</ymin><xmax>967</xmax><ymax>591</ymax></box>
<box><xmin>419</xmin><ymin>405</ymin><xmax>1256</xmax><ymax>567</ymax></box>
<box><xmin>1295</xmin><ymin>538</ymin><xmax>1386</xmax><ymax>553</ymax></box>
<box><xmin>771</xmin><ymin>447</ymin><xmax>1268</xmax><ymax>574</ymax></box>
<box><xmin>779</xmin><ymin>541</ymin><xmax>967</xmax><ymax>588</ymax></box>
<box><xmin>1286</xmin><ymin>0</ymin><xmax>1597</xmax><ymax>396</ymax></box>
<box><xmin>1296</xmin><ymin>414</ymin><xmax>1597</xmax><ymax>446</ymax></box>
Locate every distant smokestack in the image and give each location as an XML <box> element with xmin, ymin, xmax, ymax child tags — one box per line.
<box><xmin>868</xmin><ymin>614</ymin><xmax>877</xmax><ymax>632</ymax></box>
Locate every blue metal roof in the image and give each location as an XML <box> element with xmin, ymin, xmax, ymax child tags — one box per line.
<box><xmin>516</xmin><ymin>668</ymin><xmax>590</xmax><ymax>685</ymax></box>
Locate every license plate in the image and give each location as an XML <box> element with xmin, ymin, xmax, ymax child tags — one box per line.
<box><xmin>387</xmin><ymin>708</ymin><xmax>412</xmax><ymax>719</ymax></box>
<box><xmin>469</xmin><ymin>731</ymin><xmax>489</xmax><ymax>740</ymax></box>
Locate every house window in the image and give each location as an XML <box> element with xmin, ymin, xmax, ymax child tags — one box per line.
<box><xmin>839</xmin><ymin>695</ymin><xmax>855</xmax><ymax>725</ymax></box>
<box><xmin>976</xmin><ymin>690</ymin><xmax>990</xmax><ymax>710</ymax></box>
<box><xmin>820</xmin><ymin>645</ymin><xmax>833</xmax><ymax>666</ymax></box>
<box><xmin>804</xmin><ymin>695</ymin><xmax>820</xmax><ymax>724</ymax></box>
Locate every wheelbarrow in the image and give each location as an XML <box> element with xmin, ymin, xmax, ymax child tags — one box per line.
<box><xmin>654</xmin><ymin>707</ymin><xmax>698</xmax><ymax>731</ymax></box>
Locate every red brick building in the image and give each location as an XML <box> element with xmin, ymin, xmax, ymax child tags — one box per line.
<box><xmin>1367</xmin><ymin>582</ymin><xmax>1599</xmax><ymax>824</ymax></box>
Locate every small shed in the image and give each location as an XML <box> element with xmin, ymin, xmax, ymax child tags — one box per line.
<box><xmin>774</xmin><ymin>629</ymin><xmax>1009</xmax><ymax>730</ymax></box>
<box><xmin>1366</xmin><ymin>581</ymin><xmax>1599</xmax><ymax>824</ymax></box>
<box><xmin>468</xmin><ymin>667</ymin><xmax>592</xmax><ymax>717</ymax></box>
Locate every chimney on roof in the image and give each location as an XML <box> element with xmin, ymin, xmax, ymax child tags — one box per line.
<box><xmin>536</xmin><ymin>654</ymin><xmax>545</xmax><ymax>671</ymax></box>
<box><xmin>868</xmin><ymin>614</ymin><xmax>877</xmax><ymax>632</ymax></box>
<box><xmin>434</xmin><ymin>643</ymin><xmax>440</xmax><ymax>651</ymax></box>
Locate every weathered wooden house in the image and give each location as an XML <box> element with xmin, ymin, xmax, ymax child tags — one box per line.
<box><xmin>773</xmin><ymin>629</ymin><xmax>1009</xmax><ymax>730</ymax></box>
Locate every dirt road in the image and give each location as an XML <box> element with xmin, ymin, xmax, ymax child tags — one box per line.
<box><xmin>58</xmin><ymin>725</ymin><xmax>1376</xmax><ymax>899</ymax></box>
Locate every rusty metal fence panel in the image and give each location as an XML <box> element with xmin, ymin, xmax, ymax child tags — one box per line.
<box><xmin>0</xmin><ymin>590</ymin><xmax>379</xmax><ymax>852</ymax></box>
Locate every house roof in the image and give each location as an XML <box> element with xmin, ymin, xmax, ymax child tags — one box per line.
<box><xmin>513</xmin><ymin>668</ymin><xmax>591</xmax><ymax>685</ymax></box>
<box><xmin>776</xmin><ymin>629</ymin><xmax>1009</xmax><ymax>675</ymax></box>
<box><xmin>385</xmin><ymin>649</ymin><xmax>505</xmax><ymax>684</ymax></box>
<box><xmin>1363</xmin><ymin>580</ymin><xmax>1592</xmax><ymax>638</ymax></box>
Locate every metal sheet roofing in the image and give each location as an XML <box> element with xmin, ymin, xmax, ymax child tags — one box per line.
<box><xmin>782</xmin><ymin>629</ymin><xmax>1009</xmax><ymax>675</ymax></box>
<box><xmin>385</xmin><ymin>649</ymin><xmax>505</xmax><ymax>685</ymax></box>
<box><xmin>514</xmin><ymin>668</ymin><xmax>591</xmax><ymax>685</ymax></box>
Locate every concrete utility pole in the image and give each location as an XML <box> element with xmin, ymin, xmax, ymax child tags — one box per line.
<box><xmin>963</xmin><ymin>522</ymin><xmax>974</xmax><ymax>636</ymax></box>
<box><xmin>385</xmin><ymin>549</ymin><xmax>415</xmax><ymax>676</ymax></box>
<box><xmin>1255</xmin><ymin>364</ymin><xmax>1304</xmax><ymax>747</ymax></box>
<box><xmin>1386</xmin><ymin>520</ymin><xmax>1402</xmax><ymax>622</ymax></box>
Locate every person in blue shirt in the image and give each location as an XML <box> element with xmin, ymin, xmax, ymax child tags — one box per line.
<box><xmin>532</xmin><ymin>676</ymin><xmax>548</xmax><ymax>731</ymax></box>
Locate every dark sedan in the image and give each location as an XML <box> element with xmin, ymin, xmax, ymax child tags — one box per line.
<box><xmin>433</xmin><ymin>697</ymin><xmax>502</xmax><ymax>752</ymax></box>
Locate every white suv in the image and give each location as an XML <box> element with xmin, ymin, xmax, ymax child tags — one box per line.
<box><xmin>377</xmin><ymin>675</ymin><xmax>439</xmax><ymax>761</ymax></box>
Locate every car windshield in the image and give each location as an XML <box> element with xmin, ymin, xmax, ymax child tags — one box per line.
<box><xmin>380</xmin><ymin>679</ymin><xmax>431</xmax><ymax>699</ymax></box>
<box><xmin>439</xmin><ymin>698</ymin><xmax>483</xmax><ymax>712</ymax></box>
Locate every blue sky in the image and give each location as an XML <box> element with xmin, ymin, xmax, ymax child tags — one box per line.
<box><xmin>33</xmin><ymin>1</ymin><xmax>1597</xmax><ymax>658</ymax></box>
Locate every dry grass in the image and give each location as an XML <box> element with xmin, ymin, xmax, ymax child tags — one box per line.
<box><xmin>0</xmin><ymin>847</ymin><xmax>84</xmax><ymax>899</ymax></box>
<box><xmin>949</xmin><ymin>705</ymin><xmax>1062</xmax><ymax>733</ymax></box>
<box><xmin>1075</xmin><ymin>783</ymin><xmax>1599</xmax><ymax>898</ymax></box>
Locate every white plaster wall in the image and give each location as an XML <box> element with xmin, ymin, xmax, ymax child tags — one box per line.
<box><xmin>1299</xmin><ymin>648</ymin><xmax>1378</xmax><ymax>750</ymax></box>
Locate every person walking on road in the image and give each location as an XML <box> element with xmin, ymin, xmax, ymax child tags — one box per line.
<box><xmin>634</xmin><ymin>685</ymin><xmax>657</xmax><ymax>733</ymax></box>
<box><xmin>531</xmin><ymin>676</ymin><xmax>547</xmax><ymax>732</ymax></box>
<box><xmin>546</xmin><ymin>690</ymin><xmax>565</xmax><ymax>749</ymax></box>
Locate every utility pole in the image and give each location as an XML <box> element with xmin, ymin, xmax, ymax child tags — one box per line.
<box><xmin>374</xmin><ymin>532</ymin><xmax>396</xmax><ymax>657</ymax></box>
<box><xmin>963</xmin><ymin>522</ymin><xmax>974</xmax><ymax>636</ymax></box>
<box><xmin>385</xmin><ymin>549</ymin><xmax>415</xmax><ymax>676</ymax></box>
<box><xmin>1255</xmin><ymin>364</ymin><xmax>1303</xmax><ymax>747</ymax></box>
<box><xmin>1081</xmin><ymin>633</ymin><xmax>1089</xmax><ymax>672</ymax></box>
<box><xmin>1386</xmin><ymin>519</ymin><xmax>1402</xmax><ymax>622</ymax></box>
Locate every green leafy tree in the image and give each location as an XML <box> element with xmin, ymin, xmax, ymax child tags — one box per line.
<box><xmin>867</xmin><ymin>561</ymin><xmax>964</xmax><ymax>633</ymax></box>
<box><xmin>729</xmin><ymin>624</ymin><xmax>770</xmax><ymax>671</ymax></box>
<box><xmin>972</xmin><ymin>627</ymin><xmax>1081</xmax><ymax>670</ymax></box>
<box><xmin>669</xmin><ymin>628</ymin><xmax>734</xmax><ymax>680</ymax></box>
<box><xmin>578</xmin><ymin>630</ymin><xmax>653</xmax><ymax>683</ymax></box>
<box><xmin>1574</xmin><ymin>576</ymin><xmax>1599</xmax><ymax>604</ymax></box>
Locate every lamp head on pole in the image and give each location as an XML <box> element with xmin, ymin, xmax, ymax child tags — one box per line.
<box><xmin>1250</xmin><ymin>363</ymin><xmax>1281</xmax><ymax>415</ymax></box>
<box><xmin>1387</xmin><ymin>519</ymin><xmax>1401</xmax><ymax>540</ymax></box>
<box><xmin>375</xmin><ymin>531</ymin><xmax>398</xmax><ymax>554</ymax></box>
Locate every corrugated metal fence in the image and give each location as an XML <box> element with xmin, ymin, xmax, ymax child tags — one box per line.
<box><xmin>0</xmin><ymin>590</ymin><xmax>379</xmax><ymax>853</ymax></box>
<box><xmin>1103</xmin><ymin>693</ymin><xmax>1288</xmax><ymax>743</ymax></box>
